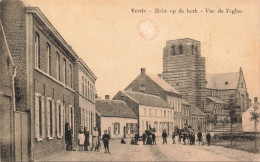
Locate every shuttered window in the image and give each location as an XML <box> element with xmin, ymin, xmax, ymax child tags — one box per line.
<box><xmin>56</xmin><ymin>101</ymin><xmax>63</xmax><ymax>138</ymax></box>
<box><xmin>35</xmin><ymin>93</ymin><xmax>45</xmax><ymax>141</ymax></box>
<box><xmin>46</xmin><ymin>97</ymin><xmax>54</xmax><ymax>139</ymax></box>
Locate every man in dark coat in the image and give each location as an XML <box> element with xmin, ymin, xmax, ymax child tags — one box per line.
<box><xmin>172</xmin><ymin>132</ymin><xmax>175</xmax><ymax>144</ymax></box>
<box><xmin>152</xmin><ymin>133</ymin><xmax>156</xmax><ymax>145</ymax></box>
<box><xmin>142</xmin><ymin>132</ymin><xmax>147</xmax><ymax>145</ymax></box>
<box><xmin>197</xmin><ymin>131</ymin><xmax>202</xmax><ymax>145</ymax></box>
<box><xmin>102</xmin><ymin>130</ymin><xmax>110</xmax><ymax>153</ymax></box>
<box><xmin>84</xmin><ymin>127</ymin><xmax>90</xmax><ymax>151</ymax></box>
<box><xmin>65</xmin><ymin>123</ymin><xmax>72</xmax><ymax>151</ymax></box>
<box><xmin>162</xmin><ymin>129</ymin><xmax>168</xmax><ymax>144</ymax></box>
<box><xmin>206</xmin><ymin>132</ymin><xmax>211</xmax><ymax>146</ymax></box>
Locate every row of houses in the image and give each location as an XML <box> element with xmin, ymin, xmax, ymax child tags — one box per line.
<box><xmin>0</xmin><ymin>0</ymin><xmax>97</xmax><ymax>161</ymax></box>
<box><xmin>95</xmin><ymin>68</ymin><xmax>208</xmax><ymax>139</ymax></box>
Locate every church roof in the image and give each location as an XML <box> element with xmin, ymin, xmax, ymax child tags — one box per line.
<box><xmin>190</xmin><ymin>105</ymin><xmax>207</xmax><ymax>116</ymax></box>
<box><xmin>121</xmin><ymin>90</ymin><xmax>172</xmax><ymax>108</ymax></box>
<box><xmin>146</xmin><ymin>73</ymin><xmax>180</xmax><ymax>95</ymax></box>
<box><xmin>206</xmin><ymin>72</ymin><xmax>240</xmax><ymax>90</ymax></box>
<box><xmin>96</xmin><ymin>100</ymin><xmax>137</xmax><ymax>119</ymax></box>
<box><xmin>207</xmin><ymin>97</ymin><xmax>226</xmax><ymax>104</ymax></box>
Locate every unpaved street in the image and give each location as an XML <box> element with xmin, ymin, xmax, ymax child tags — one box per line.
<box><xmin>38</xmin><ymin>138</ymin><xmax>259</xmax><ymax>161</ymax></box>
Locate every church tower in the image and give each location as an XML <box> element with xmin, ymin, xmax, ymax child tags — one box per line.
<box><xmin>162</xmin><ymin>38</ymin><xmax>206</xmax><ymax>110</ymax></box>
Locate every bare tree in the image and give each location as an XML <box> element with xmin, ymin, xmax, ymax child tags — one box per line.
<box><xmin>250</xmin><ymin>102</ymin><xmax>259</xmax><ymax>152</ymax></box>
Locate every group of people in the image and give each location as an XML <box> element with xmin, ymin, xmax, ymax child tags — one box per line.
<box><xmin>175</xmin><ymin>130</ymin><xmax>211</xmax><ymax>146</ymax></box>
<box><xmin>65</xmin><ymin>124</ymin><xmax>111</xmax><ymax>154</ymax></box>
<box><xmin>142</xmin><ymin>129</ymin><xmax>157</xmax><ymax>145</ymax></box>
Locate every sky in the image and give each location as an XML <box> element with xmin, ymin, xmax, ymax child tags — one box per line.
<box><xmin>22</xmin><ymin>0</ymin><xmax>260</xmax><ymax>100</ymax></box>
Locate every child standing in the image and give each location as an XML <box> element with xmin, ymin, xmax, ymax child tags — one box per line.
<box><xmin>78</xmin><ymin>128</ymin><xmax>85</xmax><ymax>151</ymax></box>
<box><xmin>102</xmin><ymin>130</ymin><xmax>110</xmax><ymax>154</ymax></box>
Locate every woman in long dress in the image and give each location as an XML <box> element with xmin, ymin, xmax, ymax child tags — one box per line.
<box><xmin>90</xmin><ymin>127</ymin><xmax>99</xmax><ymax>151</ymax></box>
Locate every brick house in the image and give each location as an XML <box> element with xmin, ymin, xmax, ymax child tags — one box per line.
<box><xmin>113</xmin><ymin>90</ymin><xmax>174</xmax><ymax>136</ymax></box>
<box><xmin>125</xmin><ymin>68</ymin><xmax>192</xmax><ymax>130</ymax></box>
<box><xmin>96</xmin><ymin>99</ymin><xmax>138</xmax><ymax>139</ymax></box>
<box><xmin>0</xmin><ymin>0</ymin><xmax>83</xmax><ymax>160</ymax></box>
<box><xmin>0</xmin><ymin>19</ymin><xmax>16</xmax><ymax>162</ymax></box>
<box><xmin>74</xmin><ymin>58</ymin><xmax>97</xmax><ymax>146</ymax></box>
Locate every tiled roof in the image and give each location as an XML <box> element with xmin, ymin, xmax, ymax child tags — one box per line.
<box><xmin>181</xmin><ymin>99</ymin><xmax>191</xmax><ymax>106</ymax></box>
<box><xmin>207</xmin><ymin>97</ymin><xmax>226</xmax><ymax>104</ymax></box>
<box><xmin>121</xmin><ymin>90</ymin><xmax>172</xmax><ymax>108</ymax></box>
<box><xmin>190</xmin><ymin>105</ymin><xmax>207</xmax><ymax>116</ymax></box>
<box><xmin>206</xmin><ymin>72</ymin><xmax>240</xmax><ymax>90</ymax></box>
<box><xmin>96</xmin><ymin>100</ymin><xmax>137</xmax><ymax>119</ymax></box>
<box><xmin>146</xmin><ymin>73</ymin><xmax>180</xmax><ymax>95</ymax></box>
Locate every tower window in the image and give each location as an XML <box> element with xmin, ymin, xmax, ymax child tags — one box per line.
<box><xmin>171</xmin><ymin>45</ymin><xmax>175</xmax><ymax>56</ymax></box>
<box><xmin>176</xmin><ymin>82</ymin><xmax>179</xmax><ymax>86</ymax></box>
<box><xmin>191</xmin><ymin>45</ymin><xmax>194</xmax><ymax>55</ymax></box>
<box><xmin>225</xmin><ymin>81</ymin><xmax>228</xmax><ymax>85</ymax></box>
<box><xmin>179</xmin><ymin>45</ymin><xmax>183</xmax><ymax>55</ymax></box>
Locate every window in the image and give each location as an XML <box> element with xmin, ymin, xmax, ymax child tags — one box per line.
<box><xmin>69</xmin><ymin>64</ymin><xmax>72</xmax><ymax>88</ymax></box>
<box><xmin>130</xmin><ymin>123</ymin><xmax>134</xmax><ymax>134</ymax></box>
<box><xmin>114</xmin><ymin>122</ymin><xmax>120</xmax><ymax>135</ymax></box>
<box><xmin>35</xmin><ymin>93</ymin><xmax>45</xmax><ymax>141</ymax></box>
<box><xmin>69</xmin><ymin>106</ymin><xmax>74</xmax><ymax>135</ymax></box>
<box><xmin>82</xmin><ymin>76</ymin><xmax>84</xmax><ymax>95</ymax></box>
<box><xmin>56</xmin><ymin>101</ymin><xmax>63</xmax><ymax>138</ymax></box>
<box><xmin>191</xmin><ymin>44</ymin><xmax>194</xmax><ymax>55</ymax></box>
<box><xmin>164</xmin><ymin>111</ymin><xmax>166</xmax><ymax>117</ymax></box>
<box><xmin>35</xmin><ymin>33</ymin><xmax>40</xmax><ymax>68</ymax></box>
<box><xmin>154</xmin><ymin>122</ymin><xmax>158</xmax><ymax>132</ymax></box>
<box><xmin>195</xmin><ymin>46</ymin><xmax>198</xmax><ymax>54</ymax></box>
<box><xmin>160</xmin><ymin>110</ymin><xmax>162</xmax><ymax>117</ymax></box>
<box><xmin>155</xmin><ymin>109</ymin><xmax>157</xmax><ymax>117</ymax></box>
<box><xmin>63</xmin><ymin>59</ymin><xmax>66</xmax><ymax>84</ymax></box>
<box><xmin>85</xmin><ymin>79</ymin><xmax>87</xmax><ymax>97</ymax></box>
<box><xmin>47</xmin><ymin>44</ymin><xmax>51</xmax><ymax>74</ymax></box>
<box><xmin>225</xmin><ymin>81</ymin><xmax>228</xmax><ymax>85</ymax></box>
<box><xmin>168</xmin><ymin>111</ymin><xmax>169</xmax><ymax>117</ymax></box>
<box><xmin>47</xmin><ymin>98</ymin><xmax>55</xmax><ymax>138</ymax></box>
<box><xmin>88</xmin><ymin>81</ymin><xmax>90</xmax><ymax>99</ymax></box>
<box><xmin>56</xmin><ymin>53</ymin><xmax>60</xmax><ymax>80</ymax></box>
<box><xmin>179</xmin><ymin>45</ymin><xmax>183</xmax><ymax>55</ymax></box>
<box><xmin>171</xmin><ymin>45</ymin><xmax>175</xmax><ymax>56</ymax></box>
<box><xmin>149</xmin><ymin>109</ymin><xmax>151</xmax><ymax>117</ymax></box>
<box><xmin>143</xmin><ymin>108</ymin><xmax>146</xmax><ymax>116</ymax></box>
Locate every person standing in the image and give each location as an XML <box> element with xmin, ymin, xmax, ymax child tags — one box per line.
<box><xmin>152</xmin><ymin>132</ymin><xmax>156</xmax><ymax>145</ymax></box>
<box><xmin>182</xmin><ymin>131</ymin><xmax>186</xmax><ymax>145</ymax></box>
<box><xmin>162</xmin><ymin>129</ymin><xmax>168</xmax><ymax>144</ymax></box>
<box><xmin>197</xmin><ymin>131</ymin><xmax>202</xmax><ymax>145</ymax></box>
<box><xmin>90</xmin><ymin>127</ymin><xmax>99</xmax><ymax>151</ymax></box>
<box><xmin>102</xmin><ymin>130</ymin><xmax>110</xmax><ymax>154</ymax></box>
<box><xmin>206</xmin><ymin>132</ymin><xmax>211</xmax><ymax>146</ymax></box>
<box><xmin>65</xmin><ymin>123</ymin><xmax>72</xmax><ymax>151</ymax></box>
<box><xmin>78</xmin><ymin>127</ymin><xmax>85</xmax><ymax>151</ymax></box>
<box><xmin>142</xmin><ymin>132</ymin><xmax>146</xmax><ymax>145</ymax></box>
<box><xmin>172</xmin><ymin>132</ymin><xmax>175</xmax><ymax>144</ymax></box>
<box><xmin>178</xmin><ymin>131</ymin><xmax>182</xmax><ymax>144</ymax></box>
<box><xmin>84</xmin><ymin>127</ymin><xmax>90</xmax><ymax>151</ymax></box>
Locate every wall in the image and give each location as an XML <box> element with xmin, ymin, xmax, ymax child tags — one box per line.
<box><xmin>101</xmin><ymin>117</ymin><xmax>138</xmax><ymax>139</ymax></box>
<box><xmin>139</xmin><ymin>105</ymin><xmax>174</xmax><ymax>136</ymax></box>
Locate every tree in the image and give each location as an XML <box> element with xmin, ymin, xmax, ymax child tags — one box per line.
<box><xmin>224</xmin><ymin>94</ymin><xmax>240</xmax><ymax>146</ymax></box>
<box><xmin>250</xmin><ymin>103</ymin><xmax>259</xmax><ymax>152</ymax></box>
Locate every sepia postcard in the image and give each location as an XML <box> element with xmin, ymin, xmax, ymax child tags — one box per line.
<box><xmin>0</xmin><ymin>0</ymin><xmax>259</xmax><ymax>161</ymax></box>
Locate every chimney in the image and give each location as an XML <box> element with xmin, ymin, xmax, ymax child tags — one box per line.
<box><xmin>157</xmin><ymin>74</ymin><xmax>162</xmax><ymax>78</ymax></box>
<box><xmin>141</xmin><ymin>68</ymin><xmax>146</xmax><ymax>74</ymax></box>
<box><xmin>105</xmin><ymin>95</ymin><xmax>110</xmax><ymax>100</ymax></box>
<box><xmin>254</xmin><ymin>97</ymin><xmax>258</xmax><ymax>103</ymax></box>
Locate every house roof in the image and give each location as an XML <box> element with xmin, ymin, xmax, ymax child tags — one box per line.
<box><xmin>96</xmin><ymin>100</ymin><xmax>137</xmax><ymax>119</ymax></box>
<box><xmin>181</xmin><ymin>99</ymin><xmax>191</xmax><ymax>106</ymax></box>
<box><xmin>190</xmin><ymin>105</ymin><xmax>207</xmax><ymax>116</ymax></box>
<box><xmin>145</xmin><ymin>73</ymin><xmax>180</xmax><ymax>95</ymax></box>
<box><xmin>207</xmin><ymin>97</ymin><xmax>226</xmax><ymax>104</ymax></box>
<box><xmin>121</xmin><ymin>90</ymin><xmax>172</xmax><ymax>108</ymax></box>
<box><xmin>206</xmin><ymin>72</ymin><xmax>240</xmax><ymax>90</ymax></box>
